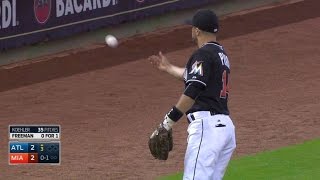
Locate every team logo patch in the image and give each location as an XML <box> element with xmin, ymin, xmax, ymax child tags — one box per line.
<box><xmin>189</xmin><ymin>61</ymin><xmax>203</xmax><ymax>76</ymax></box>
<box><xmin>34</xmin><ymin>0</ymin><xmax>51</xmax><ymax>24</ymax></box>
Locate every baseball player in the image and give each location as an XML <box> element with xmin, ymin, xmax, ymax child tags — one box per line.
<box><xmin>148</xmin><ymin>9</ymin><xmax>236</xmax><ymax>180</ymax></box>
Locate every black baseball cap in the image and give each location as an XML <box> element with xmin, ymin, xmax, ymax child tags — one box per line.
<box><xmin>186</xmin><ymin>9</ymin><xmax>219</xmax><ymax>33</ymax></box>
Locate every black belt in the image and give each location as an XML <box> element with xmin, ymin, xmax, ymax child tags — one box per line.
<box><xmin>187</xmin><ymin>111</ymin><xmax>226</xmax><ymax>127</ymax></box>
<box><xmin>189</xmin><ymin>111</ymin><xmax>218</xmax><ymax>121</ymax></box>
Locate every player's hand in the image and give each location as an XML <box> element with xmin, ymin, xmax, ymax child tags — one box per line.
<box><xmin>148</xmin><ymin>51</ymin><xmax>171</xmax><ymax>72</ymax></box>
<box><xmin>148</xmin><ymin>123</ymin><xmax>173</xmax><ymax>160</ymax></box>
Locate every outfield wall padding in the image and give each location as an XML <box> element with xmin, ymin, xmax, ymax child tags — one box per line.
<box><xmin>0</xmin><ymin>0</ymin><xmax>219</xmax><ymax>50</ymax></box>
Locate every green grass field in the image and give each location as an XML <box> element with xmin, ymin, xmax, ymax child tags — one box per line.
<box><xmin>159</xmin><ymin>139</ymin><xmax>320</xmax><ymax>180</ymax></box>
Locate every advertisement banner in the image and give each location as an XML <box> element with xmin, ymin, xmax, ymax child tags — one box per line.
<box><xmin>0</xmin><ymin>0</ymin><xmax>218</xmax><ymax>50</ymax></box>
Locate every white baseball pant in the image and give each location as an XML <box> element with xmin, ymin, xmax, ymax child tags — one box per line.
<box><xmin>183</xmin><ymin>112</ymin><xmax>236</xmax><ymax>180</ymax></box>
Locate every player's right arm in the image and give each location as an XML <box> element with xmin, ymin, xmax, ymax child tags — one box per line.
<box><xmin>149</xmin><ymin>51</ymin><xmax>185</xmax><ymax>80</ymax></box>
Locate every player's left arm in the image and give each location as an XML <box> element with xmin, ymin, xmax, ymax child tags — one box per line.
<box><xmin>175</xmin><ymin>94</ymin><xmax>195</xmax><ymax>114</ymax></box>
<box><xmin>161</xmin><ymin>52</ymin><xmax>212</xmax><ymax>130</ymax></box>
<box><xmin>161</xmin><ymin>81</ymin><xmax>206</xmax><ymax>130</ymax></box>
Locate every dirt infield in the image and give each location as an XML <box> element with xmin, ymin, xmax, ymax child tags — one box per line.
<box><xmin>1</xmin><ymin>0</ymin><xmax>320</xmax><ymax>179</ymax></box>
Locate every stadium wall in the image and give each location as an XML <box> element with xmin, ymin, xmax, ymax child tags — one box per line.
<box><xmin>0</xmin><ymin>0</ymin><xmax>219</xmax><ymax>50</ymax></box>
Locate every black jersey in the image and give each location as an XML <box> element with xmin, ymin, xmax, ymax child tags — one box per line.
<box><xmin>184</xmin><ymin>42</ymin><xmax>230</xmax><ymax>115</ymax></box>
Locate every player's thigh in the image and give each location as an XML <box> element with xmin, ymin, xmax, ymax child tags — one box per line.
<box><xmin>184</xmin><ymin>118</ymin><xmax>224</xmax><ymax>180</ymax></box>
<box><xmin>184</xmin><ymin>119</ymin><xmax>203</xmax><ymax>167</ymax></box>
<box><xmin>184</xmin><ymin>119</ymin><xmax>206</xmax><ymax>179</ymax></box>
<box><xmin>213</xmin><ymin>144</ymin><xmax>236</xmax><ymax>180</ymax></box>
<box><xmin>213</xmin><ymin>124</ymin><xmax>236</xmax><ymax>179</ymax></box>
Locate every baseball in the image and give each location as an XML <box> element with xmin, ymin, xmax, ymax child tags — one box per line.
<box><xmin>105</xmin><ymin>35</ymin><xmax>119</xmax><ymax>48</ymax></box>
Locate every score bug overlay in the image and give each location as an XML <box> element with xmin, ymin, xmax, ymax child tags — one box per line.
<box><xmin>8</xmin><ymin>125</ymin><xmax>61</xmax><ymax>165</ymax></box>
<box><xmin>9</xmin><ymin>125</ymin><xmax>60</xmax><ymax>140</ymax></box>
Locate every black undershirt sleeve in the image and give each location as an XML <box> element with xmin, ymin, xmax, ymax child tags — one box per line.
<box><xmin>184</xmin><ymin>81</ymin><xmax>206</xmax><ymax>100</ymax></box>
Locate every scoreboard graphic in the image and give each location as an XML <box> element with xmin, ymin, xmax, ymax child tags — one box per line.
<box><xmin>8</xmin><ymin>125</ymin><xmax>61</xmax><ymax>165</ymax></box>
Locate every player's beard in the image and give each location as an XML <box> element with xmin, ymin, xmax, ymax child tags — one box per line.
<box><xmin>192</xmin><ymin>36</ymin><xmax>198</xmax><ymax>44</ymax></box>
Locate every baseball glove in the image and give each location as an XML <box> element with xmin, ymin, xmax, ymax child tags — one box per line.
<box><xmin>148</xmin><ymin>124</ymin><xmax>173</xmax><ymax>160</ymax></box>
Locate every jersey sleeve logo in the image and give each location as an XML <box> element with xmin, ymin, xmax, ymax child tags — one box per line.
<box><xmin>189</xmin><ymin>61</ymin><xmax>203</xmax><ymax>76</ymax></box>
